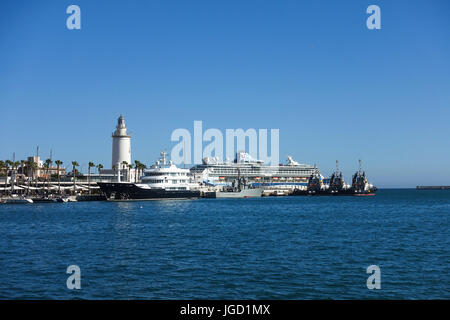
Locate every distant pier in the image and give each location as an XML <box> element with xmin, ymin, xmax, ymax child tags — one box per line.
<box><xmin>416</xmin><ymin>186</ymin><xmax>450</xmax><ymax>190</ymax></box>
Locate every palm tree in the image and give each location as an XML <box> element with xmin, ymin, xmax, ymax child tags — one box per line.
<box><xmin>134</xmin><ymin>160</ymin><xmax>139</xmax><ymax>183</ymax></box>
<box><xmin>97</xmin><ymin>163</ymin><xmax>103</xmax><ymax>177</ymax></box>
<box><xmin>88</xmin><ymin>162</ymin><xmax>95</xmax><ymax>194</ymax></box>
<box><xmin>97</xmin><ymin>163</ymin><xmax>103</xmax><ymax>184</ymax></box>
<box><xmin>127</xmin><ymin>164</ymin><xmax>132</xmax><ymax>183</ymax></box>
<box><xmin>5</xmin><ymin>160</ymin><xmax>12</xmax><ymax>195</ymax></box>
<box><xmin>134</xmin><ymin>160</ymin><xmax>145</xmax><ymax>183</ymax></box>
<box><xmin>42</xmin><ymin>162</ymin><xmax>48</xmax><ymax>195</ymax></box>
<box><xmin>112</xmin><ymin>164</ymin><xmax>117</xmax><ymax>182</ymax></box>
<box><xmin>31</xmin><ymin>161</ymin><xmax>38</xmax><ymax>190</ymax></box>
<box><xmin>71</xmin><ymin>161</ymin><xmax>79</xmax><ymax>194</ymax></box>
<box><xmin>55</xmin><ymin>160</ymin><xmax>63</xmax><ymax>194</ymax></box>
<box><xmin>121</xmin><ymin>161</ymin><xmax>128</xmax><ymax>182</ymax></box>
<box><xmin>139</xmin><ymin>163</ymin><xmax>146</xmax><ymax>182</ymax></box>
<box><xmin>13</xmin><ymin>161</ymin><xmax>20</xmax><ymax>193</ymax></box>
<box><xmin>44</xmin><ymin>159</ymin><xmax>52</xmax><ymax>195</ymax></box>
<box><xmin>25</xmin><ymin>160</ymin><xmax>37</xmax><ymax>192</ymax></box>
<box><xmin>13</xmin><ymin>161</ymin><xmax>20</xmax><ymax>192</ymax></box>
<box><xmin>0</xmin><ymin>161</ymin><xmax>4</xmax><ymax>196</ymax></box>
<box><xmin>20</xmin><ymin>160</ymin><xmax>25</xmax><ymax>184</ymax></box>
<box><xmin>24</xmin><ymin>160</ymin><xmax>31</xmax><ymax>195</ymax></box>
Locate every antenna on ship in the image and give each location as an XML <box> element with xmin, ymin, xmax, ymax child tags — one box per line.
<box><xmin>358</xmin><ymin>159</ymin><xmax>362</xmax><ymax>174</ymax></box>
<box><xmin>336</xmin><ymin>160</ymin><xmax>339</xmax><ymax>173</ymax></box>
<box><xmin>183</xmin><ymin>139</ymin><xmax>186</xmax><ymax>169</ymax></box>
<box><xmin>160</xmin><ymin>151</ymin><xmax>168</xmax><ymax>165</ymax></box>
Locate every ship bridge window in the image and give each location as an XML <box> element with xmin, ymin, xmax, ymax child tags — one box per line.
<box><xmin>145</xmin><ymin>172</ymin><xmax>166</xmax><ymax>177</ymax></box>
<box><xmin>145</xmin><ymin>179</ymin><xmax>164</xmax><ymax>183</ymax></box>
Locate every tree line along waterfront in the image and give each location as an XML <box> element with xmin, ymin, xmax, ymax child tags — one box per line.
<box><xmin>0</xmin><ymin>157</ymin><xmax>147</xmax><ymax>200</ymax></box>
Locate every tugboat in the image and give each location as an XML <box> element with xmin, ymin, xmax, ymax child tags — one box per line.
<box><xmin>98</xmin><ymin>152</ymin><xmax>201</xmax><ymax>201</ymax></box>
<box><xmin>306</xmin><ymin>167</ymin><xmax>327</xmax><ymax>195</ymax></box>
<box><xmin>291</xmin><ymin>166</ymin><xmax>327</xmax><ymax>196</ymax></box>
<box><xmin>291</xmin><ymin>160</ymin><xmax>377</xmax><ymax>196</ymax></box>
<box><xmin>329</xmin><ymin>161</ymin><xmax>345</xmax><ymax>193</ymax></box>
<box><xmin>348</xmin><ymin>160</ymin><xmax>377</xmax><ymax>196</ymax></box>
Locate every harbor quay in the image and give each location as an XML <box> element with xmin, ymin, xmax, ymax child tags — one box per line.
<box><xmin>1</xmin><ymin>116</ymin><xmax>377</xmax><ymax>204</ymax></box>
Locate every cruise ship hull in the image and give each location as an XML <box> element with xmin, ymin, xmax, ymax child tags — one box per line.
<box><xmin>98</xmin><ymin>182</ymin><xmax>201</xmax><ymax>200</ymax></box>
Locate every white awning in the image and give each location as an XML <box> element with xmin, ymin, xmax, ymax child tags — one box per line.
<box><xmin>19</xmin><ymin>185</ymin><xmax>42</xmax><ymax>190</ymax></box>
<box><xmin>58</xmin><ymin>186</ymin><xmax>78</xmax><ymax>190</ymax></box>
<box><xmin>0</xmin><ymin>185</ymin><xmax>24</xmax><ymax>190</ymax></box>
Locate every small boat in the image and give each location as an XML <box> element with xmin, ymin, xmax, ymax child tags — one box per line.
<box><xmin>3</xmin><ymin>196</ymin><xmax>34</xmax><ymax>204</ymax></box>
<box><xmin>31</xmin><ymin>197</ymin><xmax>56</xmax><ymax>203</ymax></box>
<box><xmin>54</xmin><ymin>196</ymin><xmax>69</xmax><ymax>203</ymax></box>
<box><xmin>66</xmin><ymin>196</ymin><xmax>78</xmax><ymax>202</ymax></box>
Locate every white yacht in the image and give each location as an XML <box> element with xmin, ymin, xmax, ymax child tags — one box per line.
<box><xmin>98</xmin><ymin>152</ymin><xmax>201</xmax><ymax>200</ymax></box>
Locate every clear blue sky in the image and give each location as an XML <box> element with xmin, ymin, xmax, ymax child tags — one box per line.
<box><xmin>1</xmin><ymin>0</ymin><xmax>449</xmax><ymax>187</ymax></box>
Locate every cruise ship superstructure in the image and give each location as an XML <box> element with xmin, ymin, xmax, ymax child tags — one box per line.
<box><xmin>190</xmin><ymin>152</ymin><xmax>318</xmax><ymax>190</ymax></box>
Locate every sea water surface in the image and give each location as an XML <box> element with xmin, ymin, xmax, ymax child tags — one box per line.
<box><xmin>0</xmin><ymin>189</ymin><xmax>449</xmax><ymax>299</ymax></box>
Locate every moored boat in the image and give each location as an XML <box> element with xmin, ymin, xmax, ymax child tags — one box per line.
<box><xmin>203</xmin><ymin>169</ymin><xmax>263</xmax><ymax>198</ymax></box>
<box><xmin>2</xmin><ymin>196</ymin><xmax>34</xmax><ymax>204</ymax></box>
<box><xmin>204</xmin><ymin>186</ymin><xmax>263</xmax><ymax>198</ymax></box>
<box><xmin>98</xmin><ymin>152</ymin><xmax>201</xmax><ymax>201</ymax></box>
<box><xmin>291</xmin><ymin>160</ymin><xmax>377</xmax><ymax>196</ymax></box>
<box><xmin>31</xmin><ymin>197</ymin><xmax>56</xmax><ymax>203</ymax></box>
<box><xmin>347</xmin><ymin>160</ymin><xmax>377</xmax><ymax>196</ymax></box>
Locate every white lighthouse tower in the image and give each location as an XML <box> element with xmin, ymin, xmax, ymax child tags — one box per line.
<box><xmin>112</xmin><ymin>115</ymin><xmax>131</xmax><ymax>181</ymax></box>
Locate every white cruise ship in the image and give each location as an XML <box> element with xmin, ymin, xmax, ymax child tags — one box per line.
<box><xmin>190</xmin><ymin>152</ymin><xmax>318</xmax><ymax>188</ymax></box>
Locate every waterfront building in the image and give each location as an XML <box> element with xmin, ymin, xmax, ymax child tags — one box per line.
<box><xmin>26</xmin><ymin>156</ymin><xmax>43</xmax><ymax>178</ymax></box>
<box><xmin>23</xmin><ymin>156</ymin><xmax>66</xmax><ymax>179</ymax></box>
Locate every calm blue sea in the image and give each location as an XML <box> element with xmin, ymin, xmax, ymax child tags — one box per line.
<box><xmin>0</xmin><ymin>189</ymin><xmax>449</xmax><ymax>299</ymax></box>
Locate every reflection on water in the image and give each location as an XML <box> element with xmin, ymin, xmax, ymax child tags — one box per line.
<box><xmin>152</xmin><ymin>198</ymin><xmax>197</xmax><ymax>213</ymax></box>
<box><xmin>114</xmin><ymin>198</ymin><xmax>198</xmax><ymax>213</ymax></box>
<box><xmin>115</xmin><ymin>201</ymin><xmax>136</xmax><ymax>212</ymax></box>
